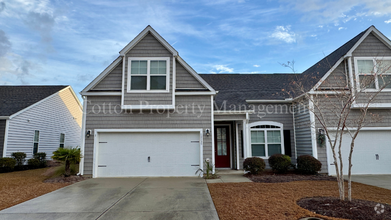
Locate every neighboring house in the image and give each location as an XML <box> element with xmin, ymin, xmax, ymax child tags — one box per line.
<box><xmin>0</xmin><ymin>86</ymin><xmax>82</xmax><ymax>160</ymax></box>
<box><xmin>80</xmin><ymin>25</ymin><xmax>391</xmax><ymax>178</ymax></box>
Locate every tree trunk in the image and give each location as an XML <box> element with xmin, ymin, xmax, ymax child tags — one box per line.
<box><xmin>348</xmin><ymin>141</ymin><xmax>354</xmax><ymax>201</ymax></box>
<box><xmin>65</xmin><ymin>160</ymin><xmax>70</xmax><ymax>177</ymax></box>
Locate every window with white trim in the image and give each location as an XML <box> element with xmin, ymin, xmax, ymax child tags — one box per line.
<box><xmin>127</xmin><ymin>57</ymin><xmax>170</xmax><ymax>92</ymax></box>
<box><xmin>356</xmin><ymin>58</ymin><xmax>391</xmax><ymax>90</ymax></box>
<box><xmin>250</xmin><ymin>123</ymin><xmax>284</xmax><ymax>158</ymax></box>
<box><xmin>59</xmin><ymin>133</ymin><xmax>65</xmax><ymax>148</ymax></box>
<box><xmin>33</xmin><ymin>130</ymin><xmax>39</xmax><ymax>154</ymax></box>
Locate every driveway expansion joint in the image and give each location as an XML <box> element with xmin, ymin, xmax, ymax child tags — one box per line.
<box><xmin>95</xmin><ymin>178</ymin><xmax>148</xmax><ymax>220</ymax></box>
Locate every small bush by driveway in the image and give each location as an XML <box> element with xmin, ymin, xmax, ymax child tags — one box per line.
<box><xmin>0</xmin><ymin>168</ymin><xmax>70</xmax><ymax>210</ymax></box>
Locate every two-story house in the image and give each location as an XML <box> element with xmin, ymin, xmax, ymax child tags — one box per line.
<box><xmin>80</xmin><ymin>25</ymin><xmax>391</xmax><ymax>177</ymax></box>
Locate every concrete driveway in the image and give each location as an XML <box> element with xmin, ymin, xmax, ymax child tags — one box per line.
<box><xmin>346</xmin><ymin>175</ymin><xmax>391</xmax><ymax>190</ymax></box>
<box><xmin>0</xmin><ymin>177</ymin><xmax>219</xmax><ymax>220</ymax></box>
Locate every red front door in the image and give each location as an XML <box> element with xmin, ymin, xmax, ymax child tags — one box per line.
<box><xmin>214</xmin><ymin>126</ymin><xmax>230</xmax><ymax>168</ymax></box>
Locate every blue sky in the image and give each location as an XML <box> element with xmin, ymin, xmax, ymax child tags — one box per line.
<box><xmin>1</xmin><ymin>0</ymin><xmax>391</xmax><ymax>98</ymax></box>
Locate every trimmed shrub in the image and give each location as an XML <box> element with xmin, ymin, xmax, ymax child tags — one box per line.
<box><xmin>28</xmin><ymin>158</ymin><xmax>41</xmax><ymax>169</ymax></box>
<box><xmin>297</xmin><ymin>155</ymin><xmax>322</xmax><ymax>174</ymax></box>
<box><xmin>243</xmin><ymin>157</ymin><xmax>265</xmax><ymax>175</ymax></box>
<box><xmin>268</xmin><ymin>154</ymin><xmax>291</xmax><ymax>173</ymax></box>
<box><xmin>11</xmin><ymin>152</ymin><xmax>27</xmax><ymax>167</ymax></box>
<box><xmin>0</xmin><ymin>157</ymin><xmax>16</xmax><ymax>172</ymax></box>
<box><xmin>34</xmin><ymin>152</ymin><xmax>47</xmax><ymax>168</ymax></box>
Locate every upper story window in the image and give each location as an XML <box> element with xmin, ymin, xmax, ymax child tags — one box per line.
<box><xmin>249</xmin><ymin>121</ymin><xmax>284</xmax><ymax>158</ymax></box>
<box><xmin>127</xmin><ymin>57</ymin><xmax>170</xmax><ymax>92</ymax></box>
<box><xmin>355</xmin><ymin>58</ymin><xmax>391</xmax><ymax>90</ymax></box>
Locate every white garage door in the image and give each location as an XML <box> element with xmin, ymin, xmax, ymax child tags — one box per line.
<box><xmin>96</xmin><ymin>132</ymin><xmax>201</xmax><ymax>177</ymax></box>
<box><xmin>327</xmin><ymin>130</ymin><xmax>391</xmax><ymax>175</ymax></box>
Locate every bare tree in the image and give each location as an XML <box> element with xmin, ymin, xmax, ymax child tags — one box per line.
<box><xmin>283</xmin><ymin>58</ymin><xmax>391</xmax><ymax>201</ymax></box>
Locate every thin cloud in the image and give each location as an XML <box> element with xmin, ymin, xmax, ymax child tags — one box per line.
<box><xmin>0</xmin><ymin>30</ymin><xmax>11</xmax><ymax>57</ymax></box>
<box><xmin>213</xmin><ymin>65</ymin><xmax>234</xmax><ymax>73</ymax></box>
<box><xmin>385</xmin><ymin>19</ymin><xmax>391</xmax><ymax>24</ymax></box>
<box><xmin>24</xmin><ymin>11</ymin><xmax>56</xmax><ymax>43</ymax></box>
<box><xmin>253</xmin><ymin>64</ymin><xmax>260</xmax><ymax>67</ymax></box>
<box><xmin>283</xmin><ymin>0</ymin><xmax>391</xmax><ymax>24</ymax></box>
<box><xmin>270</xmin><ymin>26</ymin><xmax>296</xmax><ymax>43</ymax></box>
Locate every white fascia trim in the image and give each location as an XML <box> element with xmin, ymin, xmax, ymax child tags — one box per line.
<box><xmin>172</xmin><ymin>56</ymin><xmax>176</xmax><ymax>109</ymax></box>
<box><xmin>308</xmin><ymin>96</ymin><xmax>318</xmax><ymax>159</ymax></box>
<box><xmin>311</xmin><ymin>58</ymin><xmax>345</xmax><ymax>92</ymax></box>
<box><xmin>121</xmin><ymin>105</ymin><xmax>175</xmax><ymax>110</ymax></box>
<box><xmin>9</xmin><ymin>88</ymin><xmax>66</xmax><ymax>120</ymax></box>
<box><xmin>2</xmin><ymin>119</ymin><xmax>9</xmax><ymax>157</ymax></box>
<box><xmin>79</xmin><ymin>96</ymin><xmax>87</xmax><ymax>175</ymax></box>
<box><xmin>246</xmin><ymin>99</ymin><xmax>292</xmax><ymax>103</ymax></box>
<box><xmin>119</xmin><ymin>26</ymin><xmax>178</xmax><ymax>56</ymax></box>
<box><xmin>210</xmin><ymin>96</ymin><xmax>215</xmax><ymax>174</ymax></box>
<box><xmin>121</xmin><ymin>56</ymin><xmax>126</xmax><ymax>107</ymax></box>
<box><xmin>176</xmin><ymin>92</ymin><xmax>216</xmax><ymax>95</ymax></box>
<box><xmin>0</xmin><ymin>116</ymin><xmax>9</xmax><ymax>119</ymax></box>
<box><xmin>82</xmin><ymin>57</ymin><xmax>123</xmax><ymax>93</ymax></box>
<box><xmin>81</xmin><ymin>92</ymin><xmax>122</xmax><ymax>96</ymax></box>
<box><xmin>176</xmin><ymin>56</ymin><xmax>216</xmax><ymax>93</ymax></box>
<box><xmin>235</xmin><ymin>122</ymin><xmax>240</xmax><ymax>170</ymax></box>
<box><xmin>308</xmin><ymin>91</ymin><xmax>350</xmax><ymax>95</ymax></box>
<box><xmin>351</xmin><ymin>103</ymin><xmax>391</xmax><ymax>109</ymax></box>
<box><xmin>92</xmin><ymin>128</ymin><xmax>203</xmax><ymax>178</ymax></box>
<box><xmin>214</xmin><ymin>110</ymin><xmax>255</xmax><ymax>115</ymax></box>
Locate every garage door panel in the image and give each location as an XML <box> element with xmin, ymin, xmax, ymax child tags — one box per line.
<box><xmin>327</xmin><ymin>130</ymin><xmax>391</xmax><ymax>175</ymax></box>
<box><xmin>96</xmin><ymin>132</ymin><xmax>200</xmax><ymax>177</ymax></box>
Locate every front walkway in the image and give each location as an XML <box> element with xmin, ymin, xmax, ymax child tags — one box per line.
<box><xmin>206</xmin><ymin>170</ymin><xmax>252</xmax><ymax>183</ymax></box>
<box><xmin>345</xmin><ymin>175</ymin><xmax>391</xmax><ymax>190</ymax></box>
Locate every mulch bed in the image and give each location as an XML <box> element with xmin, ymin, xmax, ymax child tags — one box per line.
<box><xmin>208</xmin><ymin>172</ymin><xmax>391</xmax><ymax>220</ymax></box>
<box><xmin>0</xmin><ymin>168</ymin><xmax>70</xmax><ymax>210</ymax></box>
<box><xmin>298</xmin><ymin>197</ymin><xmax>391</xmax><ymax>220</ymax></box>
<box><xmin>44</xmin><ymin>175</ymin><xmax>90</xmax><ymax>184</ymax></box>
<box><xmin>246</xmin><ymin>170</ymin><xmax>337</xmax><ymax>183</ymax></box>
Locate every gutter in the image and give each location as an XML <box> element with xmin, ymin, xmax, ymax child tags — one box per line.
<box><xmin>0</xmin><ymin>116</ymin><xmax>10</xmax><ymax>120</ymax></box>
<box><xmin>246</xmin><ymin>99</ymin><xmax>293</xmax><ymax>103</ymax></box>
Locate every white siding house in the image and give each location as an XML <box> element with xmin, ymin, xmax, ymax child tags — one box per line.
<box><xmin>1</xmin><ymin>86</ymin><xmax>82</xmax><ymax>160</ymax></box>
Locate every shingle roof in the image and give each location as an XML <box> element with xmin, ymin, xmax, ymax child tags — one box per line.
<box><xmin>0</xmin><ymin>86</ymin><xmax>68</xmax><ymax>116</ymax></box>
<box><xmin>200</xmin><ymin>74</ymin><xmax>298</xmax><ymax>110</ymax></box>
<box><xmin>200</xmin><ymin>27</ymin><xmax>369</xmax><ymax>110</ymax></box>
<box><xmin>298</xmin><ymin>27</ymin><xmax>368</xmax><ymax>92</ymax></box>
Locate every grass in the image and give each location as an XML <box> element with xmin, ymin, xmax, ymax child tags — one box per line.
<box><xmin>0</xmin><ymin>168</ymin><xmax>71</xmax><ymax>211</ymax></box>
<box><xmin>208</xmin><ymin>180</ymin><xmax>391</xmax><ymax>220</ymax></box>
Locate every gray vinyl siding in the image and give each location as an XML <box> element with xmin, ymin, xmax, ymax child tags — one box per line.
<box><xmin>318</xmin><ymin>62</ymin><xmax>347</xmax><ymax>89</ymax></box>
<box><xmin>248</xmin><ymin>103</ymin><xmax>296</xmax><ymax>166</ymax></box>
<box><xmin>5</xmin><ymin>89</ymin><xmax>82</xmax><ymax>160</ymax></box>
<box><xmin>83</xmin><ymin>95</ymin><xmax>212</xmax><ymax>176</ymax></box>
<box><xmin>214</xmin><ymin>114</ymin><xmax>246</xmax><ymax>121</ymax></box>
<box><xmin>176</xmin><ymin>61</ymin><xmax>206</xmax><ymax>89</ymax></box>
<box><xmin>293</xmin><ymin>103</ymin><xmax>313</xmax><ymax>158</ymax></box>
<box><xmin>0</xmin><ymin>120</ymin><xmax>6</xmax><ymax>158</ymax></box>
<box><xmin>91</xmin><ymin>61</ymin><xmax>123</xmax><ymax>91</ymax></box>
<box><xmin>352</xmin><ymin>33</ymin><xmax>391</xmax><ymax>57</ymax></box>
<box><xmin>123</xmin><ymin>33</ymin><xmax>173</xmax><ymax>106</ymax></box>
<box><xmin>355</xmin><ymin>92</ymin><xmax>391</xmax><ymax>104</ymax></box>
<box><xmin>351</xmin><ymin>32</ymin><xmax>391</xmax><ymax>104</ymax></box>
